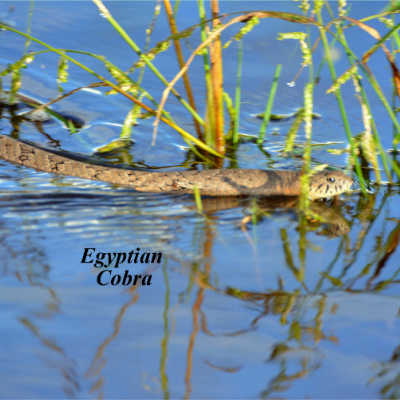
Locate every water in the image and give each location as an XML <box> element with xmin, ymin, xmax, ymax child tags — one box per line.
<box><xmin>0</xmin><ymin>1</ymin><xmax>400</xmax><ymax>398</ymax></box>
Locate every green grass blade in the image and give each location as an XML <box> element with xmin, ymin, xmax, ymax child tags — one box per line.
<box><xmin>316</xmin><ymin>13</ymin><xmax>366</xmax><ymax>193</ymax></box>
<box><xmin>0</xmin><ymin>24</ymin><xmax>225</xmax><ymax>157</ymax></box>
<box><xmin>257</xmin><ymin>64</ymin><xmax>282</xmax><ymax>144</ymax></box>
<box><xmin>233</xmin><ymin>39</ymin><xmax>243</xmax><ymax>144</ymax></box>
<box><xmin>92</xmin><ymin>0</ymin><xmax>204</xmax><ymax>127</ymax></box>
<box><xmin>193</xmin><ymin>185</ymin><xmax>203</xmax><ymax>214</ymax></box>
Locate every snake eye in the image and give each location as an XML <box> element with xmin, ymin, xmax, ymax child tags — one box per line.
<box><xmin>327</xmin><ymin>177</ymin><xmax>335</xmax><ymax>183</ymax></box>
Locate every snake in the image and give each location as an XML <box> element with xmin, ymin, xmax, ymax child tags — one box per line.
<box><xmin>0</xmin><ymin>134</ymin><xmax>353</xmax><ymax>198</ymax></box>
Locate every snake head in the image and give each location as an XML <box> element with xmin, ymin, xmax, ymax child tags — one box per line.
<box><xmin>309</xmin><ymin>170</ymin><xmax>353</xmax><ymax>200</ymax></box>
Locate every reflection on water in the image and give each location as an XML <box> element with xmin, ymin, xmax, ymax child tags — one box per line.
<box><xmin>0</xmin><ymin>165</ymin><xmax>400</xmax><ymax>398</ymax></box>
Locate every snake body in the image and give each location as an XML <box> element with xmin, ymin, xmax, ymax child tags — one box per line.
<box><xmin>0</xmin><ymin>135</ymin><xmax>352</xmax><ymax>198</ymax></box>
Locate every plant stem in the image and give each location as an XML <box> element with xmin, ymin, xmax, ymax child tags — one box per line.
<box><xmin>316</xmin><ymin>12</ymin><xmax>366</xmax><ymax>193</ymax></box>
<box><xmin>197</xmin><ymin>0</ymin><xmax>215</xmax><ymax>149</ymax></box>
<box><xmin>210</xmin><ymin>0</ymin><xmax>225</xmax><ymax>156</ymax></box>
<box><xmin>257</xmin><ymin>64</ymin><xmax>282</xmax><ymax>144</ymax></box>
<box><xmin>233</xmin><ymin>40</ymin><xmax>243</xmax><ymax>144</ymax></box>
<box><xmin>163</xmin><ymin>0</ymin><xmax>203</xmax><ymax>140</ymax></box>
<box><xmin>92</xmin><ymin>0</ymin><xmax>205</xmax><ymax>127</ymax></box>
<box><xmin>0</xmin><ymin>24</ymin><xmax>223</xmax><ymax>158</ymax></box>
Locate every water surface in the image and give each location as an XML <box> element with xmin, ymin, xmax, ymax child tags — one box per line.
<box><xmin>1</xmin><ymin>1</ymin><xmax>400</xmax><ymax>398</ymax></box>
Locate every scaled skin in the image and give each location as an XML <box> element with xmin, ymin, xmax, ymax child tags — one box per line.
<box><xmin>0</xmin><ymin>135</ymin><xmax>352</xmax><ymax>198</ymax></box>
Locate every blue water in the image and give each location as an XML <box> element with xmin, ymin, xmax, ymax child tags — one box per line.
<box><xmin>0</xmin><ymin>1</ymin><xmax>400</xmax><ymax>398</ymax></box>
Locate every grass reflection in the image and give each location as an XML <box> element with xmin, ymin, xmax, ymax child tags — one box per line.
<box><xmin>1</xmin><ymin>184</ymin><xmax>400</xmax><ymax>398</ymax></box>
<box><xmin>177</xmin><ymin>189</ymin><xmax>400</xmax><ymax>397</ymax></box>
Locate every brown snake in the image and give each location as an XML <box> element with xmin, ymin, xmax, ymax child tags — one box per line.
<box><xmin>0</xmin><ymin>134</ymin><xmax>352</xmax><ymax>198</ymax></box>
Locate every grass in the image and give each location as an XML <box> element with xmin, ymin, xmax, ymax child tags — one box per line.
<box><xmin>1</xmin><ymin>0</ymin><xmax>400</xmax><ymax>200</ymax></box>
